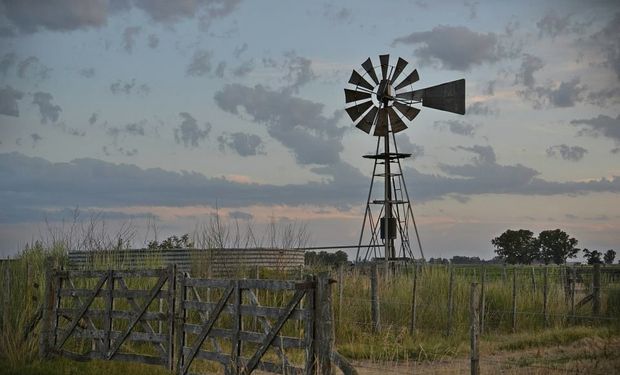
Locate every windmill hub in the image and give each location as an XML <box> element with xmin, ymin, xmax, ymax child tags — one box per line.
<box><xmin>344</xmin><ymin>54</ymin><xmax>466</xmax><ymax>263</ymax></box>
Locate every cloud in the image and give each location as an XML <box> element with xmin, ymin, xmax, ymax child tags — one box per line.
<box><xmin>79</xmin><ymin>67</ymin><xmax>95</xmax><ymax>78</ymax></box>
<box><xmin>589</xmin><ymin>12</ymin><xmax>620</xmax><ymax>79</ymax></box>
<box><xmin>434</xmin><ymin>120</ymin><xmax>477</xmax><ymax>136</ymax></box>
<box><xmin>214</xmin><ymin>83</ymin><xmax>345</xmax><ymax>165</ymax></box>
<box><xmin>587</xmin><ymin>86</ymin><xmax>620</xmax><ymax>108</ymax></box>
<box><xmin>0</xmin><ymin>86</ymin><xmax>24</xmax><ymax>117</ymax></box>
<box><xmin>281</xmin><ymin>51</ymin><xmax>316</xmax><ymax>94</ymax></box>
<box><xmin>1</xmin><ymin>0</ymin><xmax>109</xmax><ymax>33</ymax></box>
<box><xmin>1</xmin><ymin>0</ymin><xmax>243</xmax><ymax>34</ymax></box>
<box><xmin>231</xmin><ymin>60</ymin><xmax>254</xmax><ymax>77</ymax></box>
<box><xmin>174</xmin><ymin>112</ymin><xmax>211</xmax><ymax>147</ymax></box>
<box><xmin>322</xmin><ymin>4</ymin><xmax>352</xmax><ymax>23</ymax></box>
<box><xmin>88</xmin><ymin>112</ymin><xmax>98</xmax><ymax>125</ymax></box>
<box><xmin>122</xmin><ymin>26</ymin><xmax>141</xmax><ymax>52</ymax></box>
<box><xmin>106</xmin><ymin>121</ymin><xmax>146</xmax><ymax>139</ymax></box>
<box><xmin>536</xmin><ymin>11</ymin><xmax>588</xmax><ymax>39</ymax></box>
<box><xmin>466</xmin><ymin>101</ymin><xmax>497</xmax><ymax>116</ymax></box>
<box><xmin>217</xmin><ymin>132</ymin><xmax>265</xmax><ymax>156</ymax></box>
<box><xmin>395</xmin><ymin>134</ymin><xmax>424</xmax><ymax>158</ymax></box>
<box><xmin>546</xmin><ymin>144</ymin><xmax>588</xmax><ymax>162</ymax></box>
<box><xmin>514</xmin><ymin>54</ymin><xmax>544</xmax><ymax>88</ymax></box>
<box><xmin>110</xmin><ymin>79</ymin><xmax>150</xmax><ymax>95</ymax></box>
<box><xmin>520</xmin><ymin>78</ymin><xmax>586</xmax><ymax>108</ymax></box>
<box><xmin>148</xmin><ymin>34</ymin><xmax>159</xmax><ymax>48</ymax></box>
<box><xmin>571</xmin><ymin>114</ymin><xmax>620</xmax><ymax>144</ymax></box>
<box><xmin>215</xmin><ymin>61</ymin><xmax>226</xmax><ymax>78</ymax></box>
<box><xmin>17</xmin><ymin>56</ymin><xmax>50</xmax><ymax>80</ymax></box>
<box><xmin>463</xmin><ymin>0</ymin><xmax>479</xmax><ymax>20</ymax></box>
<box><xmin>0</xmin><ymin>53</ymin><xmax>16</xmax><ymax>76</ymax></box>
<box><xmin>30</xmin><ymin>133</ymin><xmax>42</xmax><ymax>146</ymax></box>
<box><xmin>229</xmin><ymin>210</ymin><xmax>253</xmax><ymax>220</ymax></box>
<box><xmin>233</xmin><ymin>42</ymin><xmax>247</xmax><ymax>58</ymax></box>
<box><xmin>186</xmin><ymin>49</ymin><xmax>213</xmax><ymax>76</ymax></box>
<box><xmin>32</xmin><ymin>91</ymin><xmax>61</xmax><ymax>123</ymax></box>
<box><xmin>393</xmin><ymin>25</ymin><xmax>514</xmax><ymax>71</ymax></box>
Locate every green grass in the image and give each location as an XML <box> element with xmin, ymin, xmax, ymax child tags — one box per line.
<box><xmin>0</xmin><ymin>357</ymin><xmax>169</xmax><ymax>375</ymax></box>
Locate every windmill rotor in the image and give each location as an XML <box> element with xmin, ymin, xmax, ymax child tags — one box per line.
<box><xmin>344</xmin><ymin>54</ymin><xmax>466</xmax><ymax>136</ymax></box>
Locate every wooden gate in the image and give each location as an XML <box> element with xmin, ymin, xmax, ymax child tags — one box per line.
<box><xmin>177</xmin><ymin>274</ymin><xmax>315</xmax><ymax>375</ymax></box>
<box><xmin>41</xmin><ymin>265</ymin><xmax>176</xmax><ymax>370</ymax></box>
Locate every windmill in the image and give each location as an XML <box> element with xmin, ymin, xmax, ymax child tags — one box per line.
<box><xmin>344</xmin><ymin>54</ymin><xmax>465</xmax><ymax>263</ymax></box>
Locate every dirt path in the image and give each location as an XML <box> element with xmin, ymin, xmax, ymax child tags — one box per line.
<box><xmin>351</xmin><ymin>336</ymin><xmax>620</xmax><ymax>374</ymax></box>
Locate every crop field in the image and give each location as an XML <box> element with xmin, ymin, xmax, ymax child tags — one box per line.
<box><xmin>1</xmin><ymin>245</ymin><xmax>619</xmax><ymax>374</ymax></box>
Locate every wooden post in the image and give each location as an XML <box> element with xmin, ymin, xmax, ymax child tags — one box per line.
<box><xmin>167</xmin><ymin>264</ymin><xmax>176</xmax><ymax>371</ymax></box>
<box><xmin>176</xmin><ymin>273</ymin><xmax>187</xmax><ymax>375</ymax></box>
<box><xmin>338</xmin><ymin>264</ymin><xmax>344</xmax><ymax>324</ymax></box>
<box><xmin>447</xmin><ymin>264</ymin><xmax>454</xmax><ymax>336</ymax></box>
<box><xmin>570</xmin><ymin>267</ymin><xmax>576</xmax><ymax>322</ymax></box>
<box><xmin>315</xmin><ymin>272</ymin><xmax>334</xmax><ymax>375</ymax></box>
<box><xmin>104</xmin><ymin>270</ymin><xmax>114</xmax><ymax>353</ymax></box>
<box><xmin>304</xmin><ymin>275</ymin><xmax>316</xmax><ymax>375</ymax></box>
<box><xmin>371</xmin><ymin>263</ymin><xmax>380</xmax><ymax>332</ymax></box>
<box><xmin>39</xmin><ymin>257</ymin><xmax>54</xmax><ymax>359</ymax></box>
<box><xmin>530</xmin><ymin>267</ymin><xmax>537</xmax><ymax>293</ymax></box>
<box><xmin>470</xmin><ymin>283</ymin><xmax>480</xmax><ymax>375</ymax></box>
<box><xmin>593</xmin><ymin>264</ymin><xmax>601</xmax><ymax>316</ymax></box>
<box><xmin>512</xmin><ymin>267</ymin><xmax>517</xmax><ymax>333</ymax></box>
<box><xmin>543</xmin><ymin>266</ymin><xmax>549</xmax><ymax>327</ymax></box>
<box><xmin>502</xmin><ymin>264</ymin><xmax>507</xmax><ymax>283</ymax></box>
<box><xmin>409</xmin><ymin>264</ymin><xmax>418</xmax><ymax>334</ymax></box>
<box><xmin>480</xmin><ymin>266</ymin><xmax>486</xmax><ymax>335</ymax></box>
<box><xmin>231</xmin><ymin>280</ymin><xmax>242</xmax><ymax>374</ymax></box>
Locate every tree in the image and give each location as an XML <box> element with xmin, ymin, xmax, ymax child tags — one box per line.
<box><xmin>492</xmin><ymin>229</ymin><xmax>539</xmax><ymax>264</ymax></box>
<box><xmin>304</xmin><ymin>250</ymin><xmax>347</xmax><ymax>267</ymax></box>
<box><xmin>148</xmin><ymin>234</ymin><xmax>194</xmax><ymax>250</ymax></box>
<box><xmin>582</xmin><ymin>248</ymin><xmax>602</xmax><ymax>265</ymax></box>
<box><xmin>604</xmin><ymin>249</ymin><xmax>616</xmax><ymax>264</ymax></box>
<box><xmin>538</xmin><ymin>229</ymin><xmax>579</xmax><ymax>265</ymax></box>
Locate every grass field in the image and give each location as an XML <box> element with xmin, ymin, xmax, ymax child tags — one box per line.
<box><xmin>1</xmin><ymin>244</ymin><xmax>619</xmax><ymax>374</ymax></box>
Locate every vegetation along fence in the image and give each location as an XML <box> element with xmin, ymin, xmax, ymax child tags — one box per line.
<box><xmin>39</xmin><ymin>263</ymin><xmax>355</xmax><ymax>375</ymax></box>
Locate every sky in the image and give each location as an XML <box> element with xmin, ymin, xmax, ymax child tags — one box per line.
<box><xmin>1</xmin><ymin>0</ymin><xmax>619</xmax><ymax>260</ymax></box>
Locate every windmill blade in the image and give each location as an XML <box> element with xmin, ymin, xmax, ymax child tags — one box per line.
<box><xmin>348</xmin><ymin>70</ymin><xmax>374</xmax><ymax>91</ymax></box>
<box><xmin>362</xmin><ymin>57</ymin><xmax>379</xmax><ymax>85</ymax></box>
<box><xmin>394</xmin><ymin>69</ymin><xmax>419</xmax><ymax>91</ymax></box>
<box><xmin>344</xmin><ymin>88</ymin><xmax>372</xmax><ymax>103</ymax></box>
<box><xmin>390</xmin><ymin>57</ymin><xmax>408</xmax><ymax>83</ymax></box>
<box><xmin>356</xmin><ymin>106</ymin><xmax>378</xmax><ymax>134</ymax></box>
<box><xmin>393</xmin><ymin>101</ymin><xmax>420</xmax><ymax>121</ymax></box>
<box><xmin>379</xmin><ymin>54</ymin><xmax>389</xmax><ymax>80</ymax></box>
<box><xmin>373</xmin><ymin>107</ymin><xmax>389</xmax><ymax>136</ymax></box>
<box><xmin>345</xmin><ymin>100</ymin><xmax>374</xmax><ymax>122</ymax></box>
<box><xmin>417</xmin><ymin>79</ymin><xmax>465</xmax><ymax>115</ymax></box>
<box><xmin>387</xmin><ymin>107</ymin><xmax>407</xmax><ymax>133</ymax></box>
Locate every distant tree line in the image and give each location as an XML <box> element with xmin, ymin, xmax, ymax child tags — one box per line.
<box><xmin>304</xmin><ymin>250</ymin><xmax>348</xmax><ymax>267</ymax></box>
<box><xmin>492</xmin><ymin>229</ymin><xmax>616</xmax><ymax>265</ymax></box>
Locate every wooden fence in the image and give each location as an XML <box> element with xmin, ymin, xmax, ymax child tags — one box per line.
<box><xmin>39</xmin><ymin>264</ymin><xmax>355</xmax><ymax>375</ymax></box>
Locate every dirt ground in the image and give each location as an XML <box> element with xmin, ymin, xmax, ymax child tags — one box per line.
<box><xmin>351</xmin><ymin>336</ymin><xmax>620</xmax><ymax>374</ymax></box>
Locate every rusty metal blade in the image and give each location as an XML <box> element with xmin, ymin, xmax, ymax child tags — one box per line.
<box><xmin>379</xmin><ymin>54</ymin><xmax>389</xmax><ymax>80</ymax></box>
<box><xmin>393</xmin><ymin>101</ymin><xmax>420</xmax><ymax>121</ymax></box>
<box><xmin>344</xmin><ymin>88</ymin><xmax>372</xmax><ymax>103</ymax></box>
<box><xmin>388</xmin><ymin>107</ymin><xmax>407</xmax><ymax>133</ymax></box>
<box><xmin>356</xmin><ymin>106</ymin><xmax>378</xmax><ymax>134</ymax></box>
<box><xmin>373</xmin><ymin>107</ymin><xmax>389</xmax><ymax>136</ymax></box>
<box><xmin>390</xmin><ymin>57</ymin><xmax>408</xmax><ymax>83</ymax></box>
<box><xmin>394</xmin><ymin>69</ymin><xmax>419</xmax><ymax>90</ymax></box>
<box><xmin>419</xmin><ymin>79</ymin><xmax>466</xmax><ymax>115</ymax></box>
<box><xmin>348</xmin><ymin>70</ymin><xmax>375</xmax><ymax>91</ymax></box>
<box><xmin>362</xmin><ymin>57</ymin><xmax>379</xmax><ymax>85</ymax></box>
<box><xmin>345</xmin><ymin>100</ymin><xmax>374</xmax><ymax>122</ymax></box>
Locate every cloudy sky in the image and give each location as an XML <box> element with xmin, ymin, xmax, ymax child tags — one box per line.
<box><xmin>1</xmin><ymin>0</ymin><xmax>619</xmax><ymax>259</ymax></box>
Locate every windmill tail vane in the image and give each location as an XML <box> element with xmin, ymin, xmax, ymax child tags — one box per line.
<box><xmin>344</xmin><ymin>54</ymin><xmax>466</xmax><ymax>263</ymax></box>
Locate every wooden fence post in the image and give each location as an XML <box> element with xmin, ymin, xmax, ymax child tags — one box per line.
<box><xmin>512</xmin><ymin>267</ymin><xmax>517</xmax><ymax>333</ymax></box>
<box><xmin>39</xmin><ymin>257</ymin><xmax>54</xmax><ymax>359</ymax></box>
<box><xmin>338</xmin><ymin>264</ymin><xmax>344</xmax><ymax>324</ymax></box>
<box><xmin>175</xmin><ymin>273</ymin><xmax>187</xmax><ymax>375</ymax></box>
<box><xmin>409</xmin><ymin>264</ymin><xmax>418</xmax><ymax>334</ymax></box>
<box><xmin>480</xmin><ymin>266</ymin><xmax>486</xmax><ymax>335</ymax></box>
<box><xmin>530</xmin><ymin>267</ymin><xmax>537</xmax><ymax>292</ymax></box>
<box><xmin>470</xmin><ymin>283</ymin><xmax>480</xmax><ymax>375</ymax></box>
<box><xmin>570</xmin><ymin>267</ymin><xmax>576</xmax><ymax>322</ymax></box>
<box><xmin>371</xmin><ymin>263</ymin><xmax>380</xmax><ymax>332</ymax></box>
<box><xmin>543</xmin><ymin>266</ymin><xmax>548</xmax><ymax>327</ymax></box>
<box><xmin>315</xmin><ymin>272</ymin><xmax>334</xmax><ymax>375</ymax></box>
<box><xmin>167</xmin><ymin>264</ymin><xmax>176</xmax><ymax>372</ymax></box>
<box><xmin>104</xmin><ymin>270</ymin><xmax>114</xmax><ymax>353</ymax></box>
<box><xmin>447</xmin><ymin>264</ymin><xmax>454</xmax><ymax>336</ymax></box>
<box><xmin>593</xmin><ymin>264</ymin><xmax>601</xmax><ymax>316</ymax></box>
